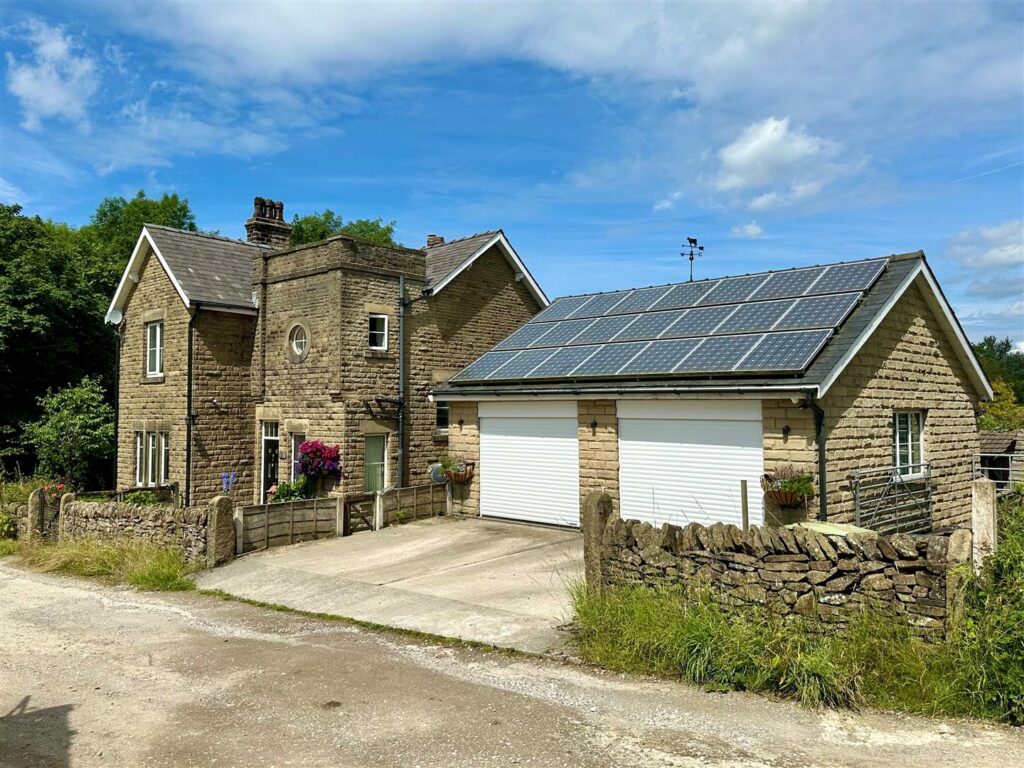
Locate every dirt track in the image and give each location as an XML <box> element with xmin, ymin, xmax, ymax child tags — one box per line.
<box><xmin>1</xmin><ymin>562</ymin><xmax>1021</xmax><ymax>767</ymax></box>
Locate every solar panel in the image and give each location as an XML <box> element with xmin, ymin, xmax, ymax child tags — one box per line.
<box><xmin>612</xmin><ymin>310</ymin><xmax>686</xmax><ymax>341</ymax></box>
<box><xmin>532</xmin><ymin>295</ymin><xmax>594</xmax><ymax>322</ymax></box>
<box><xmin>571</xmin><ymin>342</ymin><xmax>649</xmax><ymax>376</ymax></box>
<box><xmin>775</xmin><ymin>293</ymin><xmax>859</xmax><ymax>330</ymax></box>
<box><xmin>806</xmin><ymin>260</ymin><xmax>885</xmax><ymax>295</ymax></box>
<box><xmin>735</xmin><ymin>330</ymin><xmax>831</xmax><ymax>371</ymax></box>
<box><xmin>749</xmin><ymin>268</ymin><xmax>824</xmax><ymax>300</ymax></box>
<box><xmin>568</xmin><ymin>314</ymin><xmax>637</xmax><ymax>345</ymax></box>
<box><xmin>650</xmin><ymin>280</ymin><xmax>717</xmax><ymax>311</ymax></box>
<box><xmin>527</xmin><ymin>318</ymin><xmax>595</xmax><ymax>347</ymax></box>
<box><xmin>488</xmin><ymin>348</ymin><xmax>556</xmax><ymax>379</ymax></box>
<box><xmin>565</xmin><ymin>291</ymin><xmax>631</xmax><ymax>318</ymax></box>
<box><xmin>451</xmin><ymin>350</ymin><xmax>520</xmax><ymax>381</ymax></box>
<box><xmin>526</xmin><ymin>345</ymin><xmax>600</xmax><ymax>378</ymax></box>
<box><xmin>662</xmin><ymin>305</ymin><xmax>735</xmax><ymax>338</ymax></box>
<box><xmin>697</xmin><ymin>274</ymin><xmax>769</xmax><ymax>306</ymax></box>
<box><xmin>674</xmin><ymin>335</ymin><xmax>761</xmax><ymax>372</ymax></box>
<box><xmin>605</xmin><ymin>286</ymin><xmax>672</xmax><ymax>315</ymax></box>
<box><xmin>714</xmin><ymin>299</ymin><xmax>793</xmax><ymax>334</ymax></box>
<box><xmin>493</xmin><ymin>322</ymin><xmax>557</xmax><ymax>350</ymax></box>
<box><xmin>619</xmin><ymin>338</ymin><xmax>701</xmax><ymax>375</ymax></box>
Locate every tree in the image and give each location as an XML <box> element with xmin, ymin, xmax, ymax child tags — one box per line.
<box><xmin>979</xmin><ymin>379</ymin><xmax>1024</xmax><ymax>432</ymax></box>
<box><xmin>974</xmin><ymin>336</ymin><xmax>1024</xmax><ymax>404</ymax></box>
<box><xmin>289</xmin><ymin>209</ymin><xmax>397</xmax><ymax>247</ymax></box>
<box><xmin>24</xmin><ymin>377</ymin><xmax>115</xmax><ymax>489</ymax></box>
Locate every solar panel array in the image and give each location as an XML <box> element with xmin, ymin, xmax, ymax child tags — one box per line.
<box><xmin>452</xmin><ymin>258</ymin><xmax>887</xmax><ymax>383</ymax></box>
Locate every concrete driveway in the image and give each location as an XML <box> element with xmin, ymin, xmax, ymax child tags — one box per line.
<box><xmin>196</xmin><ymin>516</ymin><xmax>583</xmax><ymax>654</ymax></box>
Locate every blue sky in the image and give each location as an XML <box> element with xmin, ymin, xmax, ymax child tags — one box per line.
<box><xmin>2</xmin><ymin>1</ymin><xmax>1022</xmax><ymax>345</ymax></box>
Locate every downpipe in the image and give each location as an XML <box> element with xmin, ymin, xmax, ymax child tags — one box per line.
<box><xmin>802</xmin><ymin>392</ymin><xmax>828</xmax><ymax>522</ymax></box>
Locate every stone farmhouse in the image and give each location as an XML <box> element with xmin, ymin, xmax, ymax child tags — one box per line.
<box><xmin>105</xmin><ymin>198</ymin><xmax>547</xmax><ymax>506</ymax></box>
<box><xmin>438</xmin><ymin>252</ymin><xmax>992</xmax><ymax>534</ymax></box>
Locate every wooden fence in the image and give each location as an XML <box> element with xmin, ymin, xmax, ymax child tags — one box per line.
<box><xmin>238</xmin><ymin>496</ymin><xmax>338</xmax><ymax>554</ymax></box>
<box><xmin>376</xmin><ymin>483</ymin><xmax>447</xmax><ymax>528</ymax></box>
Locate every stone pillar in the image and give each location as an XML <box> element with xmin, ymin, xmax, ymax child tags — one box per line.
<box><xmin>206</xmin><ymin>495</ymin><xmax>236</xmax><ymax>568</ymax></box>
<box><xmin>971</xmin><ymin>478</ymin><xmax>997</xmax><ymax>570</ymax></box>
<box><xmin>581</xmin><ymin>491</ymin><xmax>614</xmax><ymax>592</ymax></box>
<box><xmin>25</xmin><ymin>489</ymin><xmax>45</xmax><ymax>542</ymax></box>
<box><xmin>58</xmin><ymin>493</ymin><xmax>76</xmax><ymax>541</ymax></box>
<box><xmin>945</xmin><ymin>527</ymin><xmax>973</xmax><ymax>627</ymax></box>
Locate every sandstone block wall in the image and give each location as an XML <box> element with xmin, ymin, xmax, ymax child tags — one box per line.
<box><xmin>578</xmin><ymin>400</ymin><xmax>618</xmax><ymax>508</ymax></box>
<box><xmin>599</xmin><ymin>514</ymin><xmax>971</xmax><ymax>637</ymax></box>
<box><xmin>60</xmin><ymin>499</ymin><xmax>209</xmax><ymax>561</ymax></box>
<box><xmin>447</xmin><ymin>401</ymin><xmax>480</xmax><ymax>515</ymax></box>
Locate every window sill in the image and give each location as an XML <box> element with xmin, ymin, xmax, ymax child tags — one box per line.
<box><xmin>140</xmin><ymin>375</ymin><xmax>165</xmax><ymax>384</ymax></box>
<box><xmin>364</xmin><ymin>350</ymin><xmax>391</xmax><ymax>359</ymax></box>
<box><xmin>432</xmin><ymin>430</ymin><xmax>450</xmax><ymax>443</ymax></box>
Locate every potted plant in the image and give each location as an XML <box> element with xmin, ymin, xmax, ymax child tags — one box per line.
<box><xmin>439</xmin><ymin>455</ymin><xmax>475</xmax><ymax>483</ymax></box>
<box><xmin>761</xmin><ymin>465</ymin><xmax>814</xmax><ymax>508</ymax></box>
<box><xmin>296</xmin><ymin>440</ymin><xmax>341</xmax><ymax>495</ymax></box>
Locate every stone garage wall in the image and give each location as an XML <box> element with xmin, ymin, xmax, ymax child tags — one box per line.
<box><xmin>59</xmin><ymin>498</ymin><xmax>210</xmax><ymax>562</ymax></box>
<box><xmin>591</xmin><ymin>505</ymin><xmax>972</xmax><ymax>637</ymax></box>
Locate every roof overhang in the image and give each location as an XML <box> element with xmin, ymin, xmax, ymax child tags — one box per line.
<box><xmin>814</xmin><ymin>259</ymin><xmax>993</xmax><ymax>401</ymax></box>
<box><xmin>435</xmin><ymin>382</ymin><xmax>811</xmax><ymax>402</ymax></box>
<box><xmin>428</xmin><ymin>231</ymin><xmax>549</xmax><ymax>308</ymax></box>
<box><xmin>105</xmin><ymin>227</ymin><xmax>190</xmax><ymax>324</ymax></box>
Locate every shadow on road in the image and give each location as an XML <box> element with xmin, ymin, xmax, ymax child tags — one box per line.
<box><xmin>0</xmin><ymin>696</ymin><xmax>74</xmax><ymax>768</ymax></box>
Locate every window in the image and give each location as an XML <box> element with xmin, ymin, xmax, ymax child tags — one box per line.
<box><xmin>134</xmin><ymin>432</ymin><xmax>144</xmax><ymax>485</ymax></box>
<box><xmin>261</xmin><ymin>421</ymin><xmax>280</xmax><ymax>503</ymax></box>
<box><xmin>364</xmin><ymin>434</ymin><xmax>387</xmax><ymax>493</ymax></box>
<box><xmin>435</xmin><ymin>401</ymin><xmax>450</xmax><ymax>432</ymax></box>
<box><xmin>147</xmin><ymin>432</ymin><xmax>158</xmax><ymax>487</ymax></box>
<box><xmin>288</xmin><ymin>324</ymin><xmax>308</xmax><ymax>359</ymax></box>
<box><xmin>291</xmin><ymin>433</ymin><xmax>306</xmax><ymax>481</ymax></box>
<box><xmin>146</xmin><ymin>321</ymin><xmax>164</xmax><ymax>376</ymax></box>
<box><xmin>894</xmin><ymin>411</ymin><xmax>925</xmax><ymax>476</ymax></box>
<box><xmin>160</xmin><ymin>432</ymin><xmax>170</xmax><ymax>485</ymax></box>
<box><xmin>368</xmin><ymin>313</ymin><xmax>388</xmax><ymax>351</ymax></box>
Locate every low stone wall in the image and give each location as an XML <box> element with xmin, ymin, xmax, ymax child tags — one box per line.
<box><xmin>60</xmin><ymin>498</ymin><xmax>210</xmax><ymax>562</ymax></box>
<box><xmin>1</xmin><ymin>502</ymin><xmax>28</xmax><ymax>539</ymax></box>
<box><xmin>586</xmin><ymin>495</ymin><xmax>972</xmax><ymax>637</ymax></box>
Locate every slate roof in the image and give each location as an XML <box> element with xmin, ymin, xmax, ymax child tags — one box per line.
<box><xmin>145</xmin><ymin>224</ymin><xmax>266</xmax><ymax>309</ymax></box>
<box><xmin>424</xmin><ymin>231</ymin><xmax>500</xmax><ymax>288</ymax></box>
<box><xmin>979</xmin><ymin>430</ymin><xmax>1022</xmax><ymax>455</ymax></box>
<box><xmin>437</xmin><ymin>252</ymin><xmax>965</xmax><ymax>398</ymax></box>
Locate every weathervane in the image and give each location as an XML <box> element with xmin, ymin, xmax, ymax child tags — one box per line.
<box><xmin>683</xmin><ymin>237</ymin><xmax>704</xmax><ymax>282</ymax></box>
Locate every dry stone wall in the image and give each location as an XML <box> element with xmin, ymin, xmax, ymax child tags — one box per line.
<box><xmin>60</xmin><ymin>498</ymin><xmax>209</xmax><ymax>561</ymax></box>
<box><xmin>598</xmin><ymin>513</ymin><xmax>971</xmax><ymax>637</ymax></box>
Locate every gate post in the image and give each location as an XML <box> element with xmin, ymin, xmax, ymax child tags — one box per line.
<box><xmin>972</xmin><ymin>477</ymin><xmax>997</xmax><ymax>569</ymax></box>
<box><xmin>581</xmin><ymin>491</ymin><xmax>614</xmax><ymax>592</ymax></box>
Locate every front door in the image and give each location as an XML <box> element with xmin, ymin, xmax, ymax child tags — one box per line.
<box><xmin>261</xmin><ymin>421</ymin><xmax>280</xmax><ymax>502</ymax></box>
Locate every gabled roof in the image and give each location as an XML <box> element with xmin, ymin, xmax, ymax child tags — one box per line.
<box><xmin>424</xmin><ymin>230</ymin><xmax>548</xmax><ymax>307</ymax></box>
<box><xmin>438</xmin><ymin>252</ymin><xmax>992</xmax><ymax>401</ymax></box>
<box><xmin>106</xmin><ymin>226</ymin><xmax>265</xmax><ymax>322</ymax></box>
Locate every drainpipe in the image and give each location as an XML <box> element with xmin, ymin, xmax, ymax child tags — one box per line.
<box><xmin>113</xmin><ymin>327</ymin><xmax>121</xmax><ymax>489</ymax></box>
<box><xmin>185</xmin><ymin>309</ymin><xmax>196</xmax><ymax>507</ymax></box>
<box><xmin>397</xmin><ymin>275</ymin><xmax>407</xmax><ymax>487</ymax></box>
<box><xmin>802</xmin><ymin>392</ymin><xmax>828</xmax><ymax>522</ymax></box>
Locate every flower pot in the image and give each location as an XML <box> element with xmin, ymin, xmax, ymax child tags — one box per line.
<box><xmin>444</xmin><ymin>461</ymin><xmax>475</xmax><ymax>484</ymax></box>
<box><xmin>760</xmin><ymin>483</ymin><xmax>806</xmax><ymax>508</ymax></box>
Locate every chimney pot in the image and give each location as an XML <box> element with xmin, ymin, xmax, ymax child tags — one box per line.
<box><xmin>245</xmin><ymin>196</ymin><xmax>291</xmax><ymax>249</ymax></box>
<box><xmin>426</xmin><ymin>234</ymin><xmax>445</xmax><ymax>248</ymax></box>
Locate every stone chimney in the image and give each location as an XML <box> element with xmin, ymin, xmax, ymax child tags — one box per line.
<box><xmin>245</xmin><ymin>197</ymin><xmax>291</xmax><ymax>249</ymax></box>
<box><xmin>426</xmin><ymin>234</ymin><xmax>445</xmax><ymax>248</ymax></box>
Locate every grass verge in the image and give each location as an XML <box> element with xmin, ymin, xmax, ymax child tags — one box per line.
<box><xmin>14</xmin><ymin>537</ymin><xmax>198</xmax><ymax>591</ymax></box>
<box><xmin>0</xmin><ymin>539</ymin><xmax>20</xmax><ymax>557</ymax></box>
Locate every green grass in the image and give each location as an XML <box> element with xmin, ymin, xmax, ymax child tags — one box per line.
<box><xmin>15</xmin><ymin>538</ymin><xmax>198</xmax><ymax>591</ymax></box>
<box><xmin>571</xmin><ymin>493</ymin><xmax>1024</xmax><ymax>723</ymax></box>
<box><xmin>0</xmin><ymin>539</ymin><xmax>20</xmax><ymax>557</ymax></box>
<box><xmin>0</xmin><ymin>472</ymin><xmax>53</xmax><ymax>504</ymax></box>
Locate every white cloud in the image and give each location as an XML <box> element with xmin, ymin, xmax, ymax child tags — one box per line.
<box><xmin>730</xmin><ymin>220</ymin><xmax>763</xmax><ymax>239</ymax></box>
<box><xmin>947</xmin><ymin>219</ymin><xmax>1024</xmax><ymax>299</ymax></box>
<box><xmin>0</xmin><ymin>177</ymin><xmax>26</xmax><ymax>204</ymax></box>
<box><xmin>5</xmin><ymin>19</ymin><xmax>99</xmax><ymax>132</ymax></box>
<box><xmin>653</xmin><ymin>191</ymin><xmax>683</xmax><ymax>212</ymax></box>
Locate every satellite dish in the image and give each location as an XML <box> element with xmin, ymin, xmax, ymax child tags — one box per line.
<box><xmin>108</xmin><ymin>309</ymin><xmax>123</xmax><ymax>324</ymax></box>
<box><xmin>428</xmin><ymin>464</ymin><xmax>447</xmax><ymax>485</ymax></box>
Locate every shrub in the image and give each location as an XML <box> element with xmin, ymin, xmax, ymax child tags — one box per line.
<box><xmin>0</xmin><ymin>509</ymin><xmax>16</xmax><ymax>539</ymax></box>
<box><xmin>121</xmin><ymin>490</ymin><xmax>160</xmax><ymax>506</ymax></box>
<box><xmin>268</xmin><ymin>475</ymin><xmax>312</xmax><ymax>502</ymax></box>
<box><xmin>15</xmin><ymin>537</ymin><xmax>197</xmax><ymax>591</ymax></box>
<box><xmin>0</xmin><ymin>539</ymin><xmax>19</xmax><ymax>557</ymax></box>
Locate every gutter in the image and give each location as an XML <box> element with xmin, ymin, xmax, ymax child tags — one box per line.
<box><xmin>435</xmin><ymin>383</ymin><xmax>814</xmax><ymax>400</ymax></box>
<box><xmin>801</xmin><ymin>391</ymin><xmax>828</xmax><ymax>522</ymax></box>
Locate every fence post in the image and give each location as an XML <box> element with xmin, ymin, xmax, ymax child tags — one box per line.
<box><xmin>972</xmin><ymin>477</ymin><xmax>998</xmax><ymax>569</ymax></box>
<box><xmin>234</xmin><ymin>503</ymin><xmax>244</xmax><ymax>555</ymax></box>
<box><xmin>740</xmin><ymin>479</ymin><xmax>749</xmax><ymax>531</ymax></box>
<box><xmin>263</xmin><ymin>503</ymin><xmax>269</xmax><ymax>550</ymax></box>
<box><xmin>373</xmin><ymin>492</ymin><xmax>383</xmax><ymax>531</ymax></box>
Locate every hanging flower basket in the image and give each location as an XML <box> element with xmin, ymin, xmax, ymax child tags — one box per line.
<box><xmin>761</xmin><ymin>483</ymin><xmax>806</xmax><ymax>508</ymax></box>
<box><xmin>760</xmin><ymin>465</ymin><xmax>814</xmax><ymax>509</ymax></box>
<box><xmin>444</xmin><ymin>461</ymin><xmax>475</xmax><ymax>484</ymax></box>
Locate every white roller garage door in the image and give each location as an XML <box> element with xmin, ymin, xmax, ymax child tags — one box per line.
<box><xmin>479</xmin><ymin>401</ymin><xmax>580</xmax><ymax>527</ymax></box>
<box><xmin>618</xmin><ymin>400</ymin><xmax>764</xmax><ymax>529</ymax></box>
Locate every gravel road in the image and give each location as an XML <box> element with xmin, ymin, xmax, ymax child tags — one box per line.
<box><xmin>1</xmin><ymin>562</ymin><xmax>1020</xmax><ymax>768</ymax></box>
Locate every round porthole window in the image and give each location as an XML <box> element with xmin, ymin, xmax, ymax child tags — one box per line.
<box><xmin>287</xmin><ymin>324</ymin><xmax>309</xmax><ymax>362</ymax></box>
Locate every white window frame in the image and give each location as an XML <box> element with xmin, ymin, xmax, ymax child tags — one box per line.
<box><xmin>160</xmin><ymin>432</ymin><xmax>170</xmax><ymax>485</ymax></box>
<box><xmin>435</xmin><ymin>400</ymin><xmax>450</xmax><ymax>433</ymax></box>
<box><xmin>364</xmin><ymin>434</ymin><xmax>388</xmax><ymax>493</ymax></box>
<box><xmin>893</xmin><ymin>410</ymin><xmax>925</xmax><ymax>479</ymax></box>
<box><xmin>134</xmin><ymin>432</ymin><xmax>144</xmax><ymax>486</ymax></box>
<box><xmin>290</xmin><ymin>433</ymin><xmax>306</xmax><ymax>481</ymax></box>
<box><xmin>147</xmin><ymin>432</ymin><xmax>158</xmax><ymax>487</ymax></box>
<box><xmin>145</xmin><ymin>321</ymin><xmax>164</xmax><ymax>377</ymax></box>
<box><xmin>368</xmin><ymin>313</ymin><xmax>388</xmax><ymax>351</ymax></box>
<box><xmin>289</xmin><ymin>325</ymin><xmax>307</xmax><ymax>357</ymax></box>
<box><xmin>260</xmin><ymin>421</ymin><xmax>280</xmax><ymax>503</ymax></box>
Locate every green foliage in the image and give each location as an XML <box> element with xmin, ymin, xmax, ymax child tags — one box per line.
<box><xmin>0</xmin><ymin>509</ymin><xmax>16</xmax><ymax>539</ymax></box>
<box><xmin>763</xmin><ymin>465</ymin><xmax>815</xmax><ymax>497</ymax></box>
<box><xmin>289</xmin><ymin>208</ymin><xmax>397</xmax><ymax>247</ymax></box>
<box><xmin>16</xmin><ymin>537</ymin><xmax>197</xmax><ymax>591</ymax></box>
<box><xmin>0</xmin><ymin>539</ymin><xmax>19</xmax><ymax>557</ymax></box>
<box><xmin>269</xmin><ymin>474</ymin><xmax>312</xmax><ymax>502</ymax></box>
<box><xmin>978</xmin><ymin>379</ymin><xmax>1024</xmax><ymax>431</ymax></box>
<box><xmin>0</xmin><ymin>470</ymin><xmax>52</xmax><ymax>504</ymax></box>
<box><xmin>438</xmin><ymin>455</ymin><xmax>466</xmax><ymax>474</ymax></box>
<box><xmin>23</xmin><ymin>377</ymin><xmax>114</xmax><ymax>489</ymax></box>
<box><xmin>974</xmin><ymin>336</ymin><xmax>1024</xmax><ymax>404</ymax></box>
<box><xmin>121</xmin><ymin>490</ymin><xmax>160</xmax><ymax>506</ymax></box>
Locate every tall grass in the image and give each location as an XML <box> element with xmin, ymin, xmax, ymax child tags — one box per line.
<box><xmin>16</xmin><ymin>538</ymin><xmax>198</xmax><ymax>591</ymax></box>
<box><xmin>0</xmin><ymin>470</ymin><xmax>52</xmax><ymax>505</ymax></box>
<box><xmin>571</xmin><ymin>493</ymin><xmax>1024</xmax><ymax>722</ymax></box>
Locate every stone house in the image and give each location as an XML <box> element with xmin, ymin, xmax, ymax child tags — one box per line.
<box><xmin>105</xmin><ymin>198</ymin><xmax>547</xmax><ymax>506</ymax></box>
<box><xmin>437</xmin><ymin>252</ymin><xmax>992</xmax><ymax>534</ymax></box>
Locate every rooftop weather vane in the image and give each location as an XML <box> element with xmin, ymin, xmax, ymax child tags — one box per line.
<box><xmin>683</xmin><ymin>237</ymin><xmax>704</xmax><ymax>282</ymax></box>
